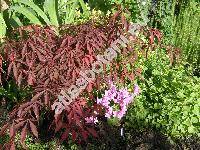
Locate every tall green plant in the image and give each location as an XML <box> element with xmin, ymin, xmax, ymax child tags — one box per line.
<box><xmin>1</xmin><ymin>0</ymin><xmax>91</xmax><ymax>36</ymax></box>
<box><xmin>173</xmin><ymin>0</ymin><xmax>200</xmax><ymax>70</ymax></box>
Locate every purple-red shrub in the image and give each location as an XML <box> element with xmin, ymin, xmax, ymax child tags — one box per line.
<box><xmin>0</xmin><ymin>11</ymin><xmax>129</xmax><ymax>149</ymax></box>
<box><xmin>0</xmin><ymin>10</ymin><xmax>179</xmax><ymax>149</ymax></box>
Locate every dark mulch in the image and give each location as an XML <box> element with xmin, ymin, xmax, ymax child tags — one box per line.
<box><xmin>79</xmin><ymin>123</ymin><xmax>200</xmax><ymax>150</ymax></box>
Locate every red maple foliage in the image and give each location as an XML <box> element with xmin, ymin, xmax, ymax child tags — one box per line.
<box><xmin>0</xmin><ymin>11</ymin><xmax>129</xmax><ymax>149</ymax></box>
<box><xmin>0</xmin><ymin>10</ymin><xmax>179</xmax><ymax>149</ymax></box>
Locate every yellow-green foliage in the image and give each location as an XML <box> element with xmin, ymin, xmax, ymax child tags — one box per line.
<box><xmin>126</xmin><ymin>50</ymin><xmax>200</xmax><ymax>138</ymax></box>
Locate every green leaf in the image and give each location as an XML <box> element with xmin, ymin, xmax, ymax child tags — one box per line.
<box><xmin>192</xmin><ymin>105</ymin><xmax>199</xmax><ymax>116</ymax></box>
<box><xmin>9</xmin><ymin>13</ymin><xmax>23</xmax><ymax>27</ymax></box>
<box><xmin>173</xmin><ymin>106</ymin><xmax>180</xmax><ymax>112</ymax></box>
<box><xmin>188</xmin><ymin>125</ymin><xmax>196</xmax><ymax>133</ymax></box>
<box><xmin>126</xmin><ymin>63</ymin><xmax>131</xmax><ymax>71</ymax></box>
<box><xmin>78</xmin><ymin>0</ymin><xmax>89</xmax><ymax>17</ymax></box>
<box><xmin>65</xmin><ymin>0</ymin><xmax>78</xmax><ymax>24</ymax></box>
<box><xmin>107</xmin><ymin>117</ymin><xmax>120</xmax><ymax>126</ymax></box>
<box><xmin>154</xmin><ymin>103</ymin><xmax>161</xmax><ymax>109</ymax></box>
<box><xmin>44</xmin><ymin>0</ymin><xmax>58</xmax><ymax>26</ymax></box>
<box><xmin>177</xmin><ymin>124</ymin><xmax>185</xmax><ymax>132</ymax></box>
<box><xmin>9</xmin><ymin>6</ymin><xmax>42</xmax><ymax>25</ymax></box>
<box><xmin>177</xmin><ymin>90</ymin><xmax>185</xmax><ymax>98</ymax></box>
<box><xmin>18</xmin><ymin>0</ymin><xmax>51</xmax><ymax>25</ymax></box>
<box><xmin>183</xmin><ymin>106</ymin><xmax>190</xmax><ymax>111</ymax></box>
<box><xmin>183</xmin><ymin>118</ymin><xmax>191</xmax><ymax>126</ymax></box>
<box><xmin>191</xmin><ymin>116</ymin><xmax>198</xmax><ymax>123</ymax></box>
<box><xmin>0</xmin><ymin>87</ymin><xmax>6</xmax><ymax>95</ymax></box>
<box><xmin>0</xmin><ymin>13</ymin><xmax>6</xmax><ymax>39</ymax></box>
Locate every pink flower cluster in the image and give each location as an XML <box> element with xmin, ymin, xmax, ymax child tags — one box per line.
<box><xmin>84</xmin><ymin>82</ymin><xmax>140</xmax><ymax>123</ymax></box>
<box><xmin>96</xmin><ymin>82</ymin><xmax>140</xmax><ymax>119</ymax></box>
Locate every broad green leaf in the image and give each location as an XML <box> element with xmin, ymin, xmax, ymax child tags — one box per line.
<box><xmin>44</xmin><ymin>0</ymin><xmax>59</xmax><ymax>26</ymax></box>
<box><xmin>9</xmin><ymin>6</ymin><xmax>42</xmax><ymax>25</ymax></box>
<box><xmin>191</xmin><ymin>116</ymin><xmax>198</xmax><ymax>123</ymax></box>
<box><xmin>183</xmin><ymin>118</ymin><xmax>191</xmax><ymax>126</ymax></box>
<box><xmin>9</xmin><ymin>13</ymin><xmax>23</xmax><ymax>27</ymax></box>
<box><xmin>78</xmin><ymin>0</ymin><xmax>89</xmax><ymax>17</ymax></box>
<box><xmin>18</xmin><ymin>0</ymin><xmax>51</xmax><ymax>25</ymax></box>
<box><xmin>126</xmin><ymin>63</ymin><xmax>131</xmax><ymax>71</ymax></box>
<box><xmin>192</xmin><ymin>105</ymin><xmax>199</xmax><ymax>116</ymax></box>
<box><xmin>188</xmin><ymin>125</ymin><xmax>196</xmax><ymax>133</ymax></box>
<box><xmin>154</xmin><ymin>103</ymin><xmax>161</xmax><ymax>109</ymax></box>
<box><xmin>0</xmin><ymin>13</ymin><xmax>6</xmax><ymax>39</ymax></box>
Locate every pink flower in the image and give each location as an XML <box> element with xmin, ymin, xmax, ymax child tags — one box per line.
<box><xmin>97</xmin><ymin>97</ymin><xmax>102</xmax><ymax>104</ymax></box>
<box><xmin>105</xmin><ymin>112</ymin><xmax>112</xmax><ymax>118</ymax></box>
<box><xmin>134</xmin><ymin>84</ymin><xmax>140</xmax><ymax>96</ymax></box>
<box><xmin>97</xmin><ymin>81</ymin><xmax>135</xmax><ymax>120</ymax></box>
<box><xmin>85</xmin><ymin>116</ymin><xmax>98</xmax><ymax>124</ymax></box>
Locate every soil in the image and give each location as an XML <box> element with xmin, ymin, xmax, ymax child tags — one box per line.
<box><xmin>80</xmin><ymin>124</ymin><xmax>200</xmax><ymax>150</ymax></box>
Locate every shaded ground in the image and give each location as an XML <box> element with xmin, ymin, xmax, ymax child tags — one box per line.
<box><xmin>80</xmin><ymin>123</ymin><xmax>200</xmax><ymax>150</ymax></box>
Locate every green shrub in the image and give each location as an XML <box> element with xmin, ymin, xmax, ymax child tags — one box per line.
<box><xmin>148</xmin><ymin>0</ymin><xmax>200</xmax><ymax>74</ymax></box>
<box><xmin>126</xmin><ymin>49</ymin><xmax>200</xmax><ymax>138</ymax></box>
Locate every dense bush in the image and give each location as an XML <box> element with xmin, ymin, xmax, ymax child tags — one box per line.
<box><xmin>126</xmin><ymin>49</ymin><xmax>200</xmax><ymax>138</ymax></box>
<box><xmin>0</xmin><ymin>11</ymin><xmax>154</xmax><ymax>149</ymax></box>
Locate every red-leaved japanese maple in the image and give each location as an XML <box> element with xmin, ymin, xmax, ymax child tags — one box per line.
<box><xmin>0</xmin><ymin>10</ymin><xmax>179</xmax><ymax>149</ymax></box>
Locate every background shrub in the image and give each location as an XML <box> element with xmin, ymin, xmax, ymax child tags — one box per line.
<box><xmin>148</xmin><ymin>0</ymin><xmax>200</xmax><ymax>76</ymax></box>
<box><xmin>126</xmin><ymin>48</ymin><xmax>200</xmax><ymax>138</ymax></box>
